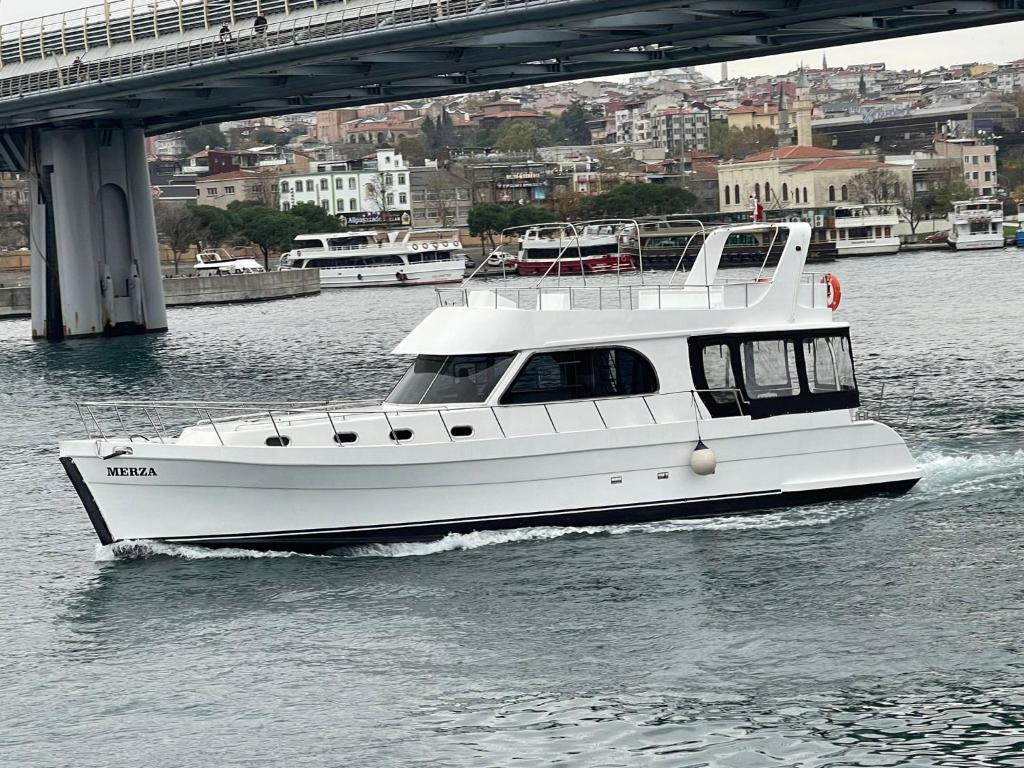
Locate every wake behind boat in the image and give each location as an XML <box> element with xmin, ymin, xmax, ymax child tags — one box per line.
<box><xmin>59</xmin><ymin>221</ymin><xmax>920</xmax><ymax>552</ymax></box>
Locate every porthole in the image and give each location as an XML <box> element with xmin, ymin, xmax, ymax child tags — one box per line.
<box><xmin>334</xmin><ymin>432</ymin><xmax>358</xmax><ymax>445</ymax></box>
<box><xmin>388</xmin><ymin>428</ymin><xmax>413</xmax><ymax>442</ymax></box>
<box><xmin>266</xmin><ymin>435</ymin><xmax>291</xmax><ymax>447</ymax></box>
<box><xmin>449</xmin><ymin>425</ymin><xmax>474</xmax><ymax>438</ymax></box>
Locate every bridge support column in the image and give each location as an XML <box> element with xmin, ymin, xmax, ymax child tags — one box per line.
<box><xmin>28</xmin><ymin>124</ymin><xmax>167</xmax><ymax>340</ymax></box>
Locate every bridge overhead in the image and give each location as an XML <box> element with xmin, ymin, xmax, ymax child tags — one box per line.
<box><xmin>1</xmin><ymin>0</ymin><xmax>1024</xmax><ymax>137</ymax></box>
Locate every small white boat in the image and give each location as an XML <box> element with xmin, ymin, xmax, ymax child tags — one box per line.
<box><xmin>826</xmin><ymin>204</ymin><xmax>901</xmax><ymax>256</ymax></box>
<box><xmin>947</xmin><ymin>198</ymin><xmax>1004</xmax><ymax>251</ymax></box>
<box><xmin>194</xmin><ymin>248</ymin><xmax>265</xmax><ymax>275</ymax></box>
<box><xmin>279</xmin><ymin>228</ymin><xmax>466</xmax><ymax>287</ymax></box>
<box><xmin>59</xmin><ymin>222</ymin><xmax>920</xmax><ymax>552</ymax></box>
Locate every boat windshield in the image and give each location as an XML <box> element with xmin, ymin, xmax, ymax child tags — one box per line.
<box><xmin>388</xmin><ymin>354</ymin><xmax>515</xmax><ymax>404</ymax></box>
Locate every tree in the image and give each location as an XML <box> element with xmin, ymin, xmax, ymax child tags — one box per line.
<box><xmin>858</xmin><ymin>73</ymin><xmax>867</xmax><ymax>97</ymax></box>
<box><xmin>846</xmin><ymin>168</ymin><xmax>902</xmax><ymax>203</ymax></box>
<box><xmin>709</xmin><ymin>124</ymin><xmax>778</xmax><ymax>160</ymax></box>
<box><xmin>552</xmin><ymin>189</ymin><xmax>587</xmax><ymax>221</ymax></box>
<box><xmin>397</xmin><ymin>136</ymin><xmax>427</xmax><ymax>166</ymax></box>
<box><xmin>898</xmin><ymin>191</ymin><xmax>932</xmax><ymax>237</ymax></box>
<box><xmin>287</xmin><ymin>201</ymin><xmax>339</xmax><ymax>233</ymax></box>
<box><xmin>558</xmin><ymin>101</ymin><xmax>598</xmax><ymax>145</ymax></box>
<box><xmin>933</xmin><ymin>180</ymin><xmax>974</xmax><ymax>213</ymax></box>
<box><xmin>154</xmin><ymin>203</ymin><xmax>202</xmax><ymax>274</ymax></box>
<box><xmin>506</xmin><ymin>205</ymin><xmax>552</xmax><ymax>228</ymax></box>
<box><xmin>182</xmin><ymin>124</ymin><xmax>228</xmax><ymax>154</ymax></box>
<box><xmin>582</xmin><ymin>183</ymin><xmax>697</xmax><ymax>218</ymax></box>
<box><xmin>364</xmin><ymin>172</ymin><xmax>394</xmax><ymax>213</ymax></box>
<box><xmin>467</xmin><ymin>203</ymin><xmax>508</xmax><ymax>254</ymax></box>
<box><xmin>252</xmin><ymin>126</ymin><xmax>288</xmax><ymax>146</ymax></box>
<box><xmin>422</xmin><ymin>111</ymin><xmax>458</xmax><ymax>158</ymax></box>
<box><xmin>229</xmin><ymin>203</ymin><xmax>300</xmax><ymax>269</ymax></box>
<box><xmin>191</xmin><ymin>204</ymin><xmax>234</xmax><ymax>248</ymax></box>
<box><xmin>495</xmin><ymin>122</ymin><xmax>540</xmax><ymax>153</ymax></box>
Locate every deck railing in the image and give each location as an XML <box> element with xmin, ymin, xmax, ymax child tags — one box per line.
<box><xmin>72</xmin><ymin>388</ymin><xmax>748</xmax><ymax>445</ymax></box>
<box><xmin>0</xmin><ymin>0</ymin><xmax>547</xmax><ymax>99</ymax></box>
<box><xmin>437</xmin><ymin>274</ymin><xmax>832</xmax><ymax>312</ymax></box>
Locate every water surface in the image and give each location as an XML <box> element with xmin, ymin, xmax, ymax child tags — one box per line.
<box><xmin>1</xmin><ymin>248</ymin><xmax>1022</xmax><ymax>766</ymax></box>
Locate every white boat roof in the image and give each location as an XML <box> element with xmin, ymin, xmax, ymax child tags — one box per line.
<box><xmin>294</xmin><ymin>231</ymin><xmax>383</xmax><ymax>239</ymax></box>
<box><xmin>394</xmin><ymin>222</ymin><xmax>841</xmax><ymax>356</ymax></box>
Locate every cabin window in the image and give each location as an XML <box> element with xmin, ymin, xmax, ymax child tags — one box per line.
<box><xmin>449</xmin><ymin>425</ymin><xmax>474</xmax><ymax>438</ymax></box>
<box><xmin>334</xmin><ymin>432</ymin><xmax>358</xmax><ymax>444</ymax></box>
<box><xmin>740</xmin><ymin>340</ymin><xmax>800</xmax><ymax>399</ymax></box>
<box><xmin>690</xmin><ymin>331</ymin><xmax>859</xmax><ymax>419</ymax></box>
<box><xmin>698</xmin><ymin>344</ymin><xmax>742</xmax><ymax>416</ymax></box>
<box><xmin>265</xmin><ymin>435</ymin><xmax>291</xmax><ymax>446</ymax></box>
<box><xmin>500</xmin><ymin>347</ymin><xmax>658</xmax><ymax>405</ymax></box>
<box><xmin>389</xmin><ymin>429</ymin><xmax>413</xmax><ymax>442</ymax></box>
<box><xmin>389</xmin><ymin>354</ymin><xmax>515</xmax><ymax>404</ymax></box>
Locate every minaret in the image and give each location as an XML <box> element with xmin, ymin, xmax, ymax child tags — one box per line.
<box><xmin>793</xmin><ymin>68</ymin><xmax>813</xmax><ymax>147</ymax></box>
<box><xmin>721</xmin><ymin>61</ymin><xmax>729</xmax><ymax>82</ymax></box>
<box><xmin>822</xmin><ymin>52</ymin><xmax>828</xmax><ymax>71</ymax></box>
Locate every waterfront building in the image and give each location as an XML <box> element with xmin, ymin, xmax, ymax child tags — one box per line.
<box><xmin>408</xmin><ymin>166</ymin><xmax>473</xmax><ymax>227</ymax></box>
<box><xmin>278</xmin><ymin>148</ymin><xmax>411</xmax><ymax>219</ymax></box>
<box><xmin>933</xmin><ymin>137</ymin><xmax>1000</xmax><ymax>197</ymax></box>
<box><xmin>195</xmin><ymin>169</ymin><xmax>280</xmax><ymax>210</ymax></box>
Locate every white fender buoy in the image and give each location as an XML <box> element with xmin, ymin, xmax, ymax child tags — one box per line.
<box><xmin>689</xmin><ymin>439</ymin><xmax>717</xmax><ymax>476</ymax></box>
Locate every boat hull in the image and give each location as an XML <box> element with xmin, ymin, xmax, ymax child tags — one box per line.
<box><xmin>834</xmin><ymin>239</ymin><xmax>901</xmax><ymax>257</ymax></box>
<box><xmin>317</xmin><ymin>259</ymin><xmax>466</xmax><ymax>288</ymax></box>
<box><xmin>515</xmin><ymin>254</ymin><xmax>634</xmax><ymax>276</ymax></box>
<box><xmin>61</xmin><ymin>418</ymin><xmax>921</xmax><ymax>553</ymax></box>
<box><xmin>947</xmin><ymin>236</ymin><xmax>1004</xmax><ymax>251</ymax></box>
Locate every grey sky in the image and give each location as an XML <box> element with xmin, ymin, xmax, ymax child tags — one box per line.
<box><xmin>3</xmin><ymin>0</ymin><xmax>1024</xmax><ymax>81</ymax></box>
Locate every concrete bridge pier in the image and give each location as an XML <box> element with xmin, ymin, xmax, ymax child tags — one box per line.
<box><xmin>28</xmin><ymin>124</ymin><xmax>167</xmax><ymax>340</ymax></box>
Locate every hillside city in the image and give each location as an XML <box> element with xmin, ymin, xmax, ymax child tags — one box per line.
<box><xmin>4</xmin><ymin>54</ymin><xmax>1024</xmax><ymax>263</ymax></box>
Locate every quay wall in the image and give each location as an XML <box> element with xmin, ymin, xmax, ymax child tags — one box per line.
<box><xmin>1</xmin><ymin>269</ymin><xmax>320</xmax><ymax>319</ymax></box>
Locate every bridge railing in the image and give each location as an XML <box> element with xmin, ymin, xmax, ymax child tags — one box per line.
<box><xmin>0</xmin><ymin>0</ymin><xmax>322</xmax><ymax>65</ymax></box>
<box><xmin>0</xmin><ymin>0</ymin><xmax>544</xmax><ymax>101</ymax></box>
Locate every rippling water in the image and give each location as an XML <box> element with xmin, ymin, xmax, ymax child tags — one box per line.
<box><xmin>1</xmin><ymin>248</ymin><xmax>1023</xmax><ymax>766</ymax></box>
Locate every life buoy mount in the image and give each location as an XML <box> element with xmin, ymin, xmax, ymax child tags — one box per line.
<box><xmin>823</xmin><ymin>273</ymin><xmax>841</xmax><ymax>311</ymax></box>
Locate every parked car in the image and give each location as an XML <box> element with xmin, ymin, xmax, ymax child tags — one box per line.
<box><xmin>924</xmin><ymin>231</ymin><xmax>948</xmax><ymax>244</ymax></box>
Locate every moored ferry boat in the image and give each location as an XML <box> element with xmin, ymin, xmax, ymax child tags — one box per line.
<box><xmin>825</xmin><ymin>204</ymin><xmax>901</xmax><ymax>256</ymax></box>
<box><xmin>279</xmin><ymin>228</ymin><xmax>466</xmax><ymax>287</ymax></box>
<box><xmin>947</xmin><ymin>198</ymin><xmax>1004</xmax><ymax>251</ymax></box>
<box><xmin>59</xmin><ymin>222</ymin><xmax>920</xmax><ymax>552</ymax></box>
<box><xmin>512</xmin><ymin>223</ymin><xmax>633</xmax><ymax>275</ymax></box>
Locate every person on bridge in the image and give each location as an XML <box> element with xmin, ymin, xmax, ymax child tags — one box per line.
<box><xmin>219</xmin><ymin>24</ymin><xmax>232</xmax><ymax>43</ymax></box>
<box><xmin>254</xmin><ymin>14</ymin><xmax>268</xmax><ymax>40</ymax></box>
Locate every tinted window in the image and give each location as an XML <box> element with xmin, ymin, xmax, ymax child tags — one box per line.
<box><xmin>740</xmin><ymin>340</ymin><xmax>800</xmax><ymax>399</ymax></box>
<box><xmin>803</xmin><ymin>337</ymin><xmax>856</xmax><ymax>393</ymax></box>
<box><xmin>501</xmin><ymin>348</ymin><xmax>658</xmax><ymax>405</ymax></box>
<box><xmin>700</xmin><ymin>344</ymin><xmax>741</xmax><ymax>410</ymax></box>
<box><xmin>389</xmin><ymin>355</ymin><xmax>514</xmax><ymax>404</ymax></box>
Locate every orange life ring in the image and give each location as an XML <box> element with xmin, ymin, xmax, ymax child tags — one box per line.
<box><xmin>824</xmin><ymin>273</ymin><xmax>841</xmax><ymax>311</ymax></box>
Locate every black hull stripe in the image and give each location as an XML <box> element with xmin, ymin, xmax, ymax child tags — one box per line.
<box><xmin>159</xmin><ymin>478</ymin><xmax>918</xmax><ymax>553</ymax></box>
<box><xmin>60</xmin><ymin>457</ymin><xmax>113</xmax><ymax>546</ymax></box>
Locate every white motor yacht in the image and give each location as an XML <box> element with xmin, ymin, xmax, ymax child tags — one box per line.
<box><xmin>947</xmin><ymin>198</ymin><xmax>1004</xmax><ymax>251</ymax></box>
<box><xmin>194</xmin><ymin>249</ymin><xmax>266</xmax><ymax>275</ymax></box>
<box><xmin>60</xmin><ymin>222</ymin><xmax>920</xmax><ymax>552</ymax></box>
<box><xmin>826</xmin><ymin>204</ymin><xmax>901</xmax><ymax>256</ymax></box>
<box><xmin>511</xmin><ymin>223</ymin><xmax>633</xmax><ymax>276</ymax></box>
<box><xmin>279</xmin><ymin>228</ymin><xmax>466</xmax><ymax>287</ymax></box>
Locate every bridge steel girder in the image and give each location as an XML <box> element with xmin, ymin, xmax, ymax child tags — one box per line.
<box><xmin>0</xmin><ymin>0</ymin><xmax>1023</xmax><ymax>136</ymax></box>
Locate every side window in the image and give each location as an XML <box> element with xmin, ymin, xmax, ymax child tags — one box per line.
<box><xmin>699</xmin><ymin>344</ymin><xmax>741</xmax><ymax>410</ymax></box>
<box><xmin>501</xmin><ymin>348</ymin><xmax>657</xmax><ymax>405</ymax></box>
<box><xmin>803</xmin><ymin>337</ymin><xmax>856</xmax><ymax>392</ymax></box>
<box><xmin>740</xmin><ymin>339</ymin><xmax>800</xmax><ymax>399</ymax></box>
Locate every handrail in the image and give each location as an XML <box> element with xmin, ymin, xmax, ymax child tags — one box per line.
<box><xmin>72</xmin><ymin>387</ymin><xmax>749</xmax><ymax>443</ymax></box>
<box><xmin>0</xmin><ymin>0</ymin><xmax>549</xmax><ymax>100</ymax></box>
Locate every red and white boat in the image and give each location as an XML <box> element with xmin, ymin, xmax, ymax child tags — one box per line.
<box><xmin>511</xmin><ymin>224</ymin><xmax>633</xmax><ymax>276</ymax></box>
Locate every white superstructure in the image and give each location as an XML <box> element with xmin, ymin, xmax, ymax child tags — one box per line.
<box><xmin>60</xmin><ymin>222</ymin><xmax>920</xmax><ymax>552</ymax></box>
<box><xmin>279</xmin><ymin>228</ymin><xmax>465</xmax><ymax>287</ymax></box>
<box><xmin>193</xmin><ymin>249</ymin><xmax>265</xmax><ymax>275</ymax></box>
<box><xmin>947</xmin><ymin>198</ymin><xmax>1004</xmax><ymax>251</ymax></box>
<box><xmin>827</xmin><ymin>204</ymin><xmax>901</xmax><ymax>256</ymax></box>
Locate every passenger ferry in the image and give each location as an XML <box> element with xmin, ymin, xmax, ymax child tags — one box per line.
<box><xmin>511</xmin><ymin>223</ymin><xmax>633</xmax><ymax>275</ymax></box>
<box><xmin>824</xmin><ymin>204</ymin><xmax>901</xmax><ymax>256</ymax></box>
<box><xmin>279</xmin><ymin>228</ymin><xmax>465</xmax><ymax>287</ymax></box>
<box><xmin>1015</xmin><ymin>203</ymin><xmax>1024</xmax><ymax>248</ymax></box>
<box><xmin>59</xmin><ymin>222</ymin><xmax>920</xmax><ymax>552</ymax></box>
<box><xmin>947</xmin><ymin>198</ymin><xmax>1004</xmax><ymax>251</ymax></box>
